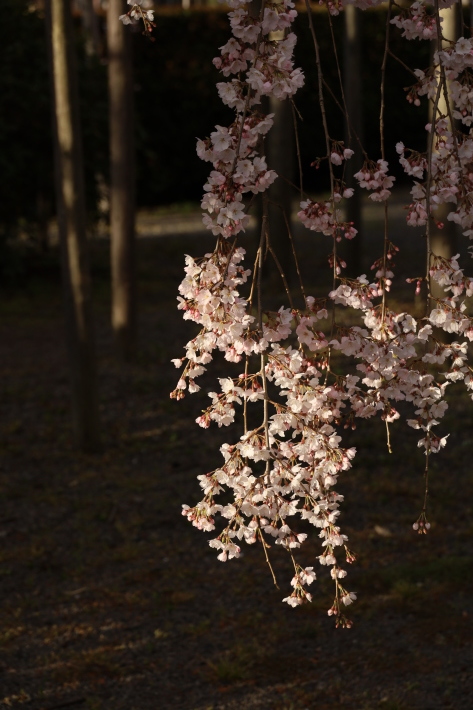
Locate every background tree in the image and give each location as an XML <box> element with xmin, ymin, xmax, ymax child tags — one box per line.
<box><xmin>430</xmin><ymin>1</ymin><xmax>461</xmax><ymax>300</ymax></box>
<box><xmin>75</xmin><ymin>0</ymin><xmax>102</xmax><ymax>57</ymax></box>
<box><xmin>46</xmin><ymin>0</ymin><xmax>101</xmax><ymax>452</ymax></box>
<box><xmin>107</xmin><ymin>0</ymin><xmax>136</xmax><ymax>361</ymax></box>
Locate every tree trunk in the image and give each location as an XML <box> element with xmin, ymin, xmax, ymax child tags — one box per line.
<box><xmin>75</xmin><ymin>0</ymin><xmax>102</xmax><ymax>57</ymax></box>
<box><xmin>46</xmin><ymin>0</ymin><xmax>101</xmax><ymax>452</ymax></box>
<box><xmin>107</xmin><ymin>0</ymin><xmax>136</xmax><ymax>361</ymax></box>
<box><xmin>430</xmin><ymin>3</ymin><xmax>460</xmax><ymax>300</ymax></box>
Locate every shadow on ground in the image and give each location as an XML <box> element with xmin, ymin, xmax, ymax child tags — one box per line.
<box><xmin>1</xmin><ymin>205</ymin><xmax>472</xmax><ymax>710</ymax></box>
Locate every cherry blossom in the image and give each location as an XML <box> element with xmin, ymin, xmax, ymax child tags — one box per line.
<box><xmin>162</xmin><ymin>0</ymin><xmax>473</xmax><ymax>624</ymax></box>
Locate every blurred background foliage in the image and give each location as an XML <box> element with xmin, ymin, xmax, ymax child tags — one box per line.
<box><xmin>0</xmin><ymin>0</ymin><xmax>430</xmax><ymax>281</ymax></box>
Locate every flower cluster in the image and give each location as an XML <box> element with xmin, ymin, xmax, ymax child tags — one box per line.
<box><xmin>396</xmin><ymin>37</ymin><xmax>473</xmax><ymax>238</ymax></box>
<box><xmin>119</xmin><ymin>0</ymin><xmax>155</xmax><ymax>34</ymax></box>
<box><xmin>193</xmin><ymin>0</ymin><xmax>304</xmax><ymax>240</ymax></box>
<box><xmin>395</xmin><ymin>142</ymin><xmax>427</xmax><ymax>179</ymax></box>
<box><xmin>354</xmin><ymin>159</ymin><xmax>395</xmax><ymax>202</ymax></box>
<box><xmin>166</xmin><ymin>0</ymin><xmax>473</xmax><ymax>626</ymax></box>
<box><xmin>390</xmin><ymin>1</ymin><xmax>440</xmax><ymax>41</ymax></box>
<box><xmin>298</xmin><ymin>200</ymin><xmax>357</xmax><ymax>240</ymax></box>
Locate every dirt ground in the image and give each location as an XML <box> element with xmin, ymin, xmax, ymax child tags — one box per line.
<box><xmin>1</xmin><ymin>217</ymin><xmax>473</xmax><ymax>710</ymax></box>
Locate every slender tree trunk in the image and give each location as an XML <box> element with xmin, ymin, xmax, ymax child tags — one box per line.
<box><xmin>430</xmin><ymin>3</ymin><xmax>460</xmax><ymax>300</ymax></box>
<box><xmin>343</xmin><ymin>3</ymin><xmax>363</xmax><ymax>277</ymax></box>
<box><xmin>75</xmin><ymin>0</ymin><xmax>102</xmax><ymax>57</ymax></box>
<box><xmin>107</xmin><ymin>0</ymin><xmax>136</xmax><ymax>361</ymax></box>
<box><xmin>46</xmin><ymin>0</ymin><xmax>101</xmax><ymax>452</ymax></box>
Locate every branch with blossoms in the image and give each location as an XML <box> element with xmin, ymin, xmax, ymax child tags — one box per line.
<box><xmin>122</xmin><ymin>0</ymin><xmax>473</xmax><ymax>627</ymax></box>
<box><xmin>119</xmin><ymin>0</ymin><xmax>155</xmax><ymax>37</ymax></box>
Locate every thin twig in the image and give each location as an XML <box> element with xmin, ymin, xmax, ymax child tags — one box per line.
<box><xmin>328</xmin><ymin>11</ymin><xmax>349</xmax><ymax>127</ymax></box>
<box><xmin>283</xmin><ymin>210</ymin><xmax>306</xmax><ymax>302</ymax></box>
<box><xmin>291</xmin><ymin>100</ymin><xmax>304</xmax><ymax>200</ymax></box>
<box><xmin>243</xmin><ymin>354</ymin><xmax>249</xmax><ymax>435</ymax></box>
<box><xmin>268</xmin><ymin>242</ymin><xmax>295</xmax><ymax>309</ymax></box>
<box><xmin>304</xmin><ymin>0</ymin><xmax>338</xmax><ymax>350</ymax></box>
<box><xmin>258</xmin><ymin>528</ymin><xmax>279</xmax><ymax>588</ymax></box>
<box><xmin>304</xmin><ymin>0</ymin><xmax>335</xmax><ymax>198</ymax></box>
<box><xmin>256</xmin><ymin>197</ymin><xmax>272</xmax><ymax>483</ymax></box>
<box><xmin>257</xmin><ymin>200</ymin><xmax>268</xmax><ymax>333</ymax></box>
<box><xmin>322</xmin><ymin>78</ymin><xmax>367</xmax><ymax>159</ymax></box>
<box><xmin>387</xmin><ymin>48</ymin><xmax>418</xmax><ymax>78</ymax></box>
<box><xmin>248</xmin><ymin>246</ymin><xmax>262</xmax><ymax>308</ymax></box>
<box><xmin>423</xmin><ymin>446</ymin><xmax>430</xmax><ymax>512</ymax></box>
<box><xmin>380</xmin><ymin>1</ymin><xmax>393</xmax><ymax>160</ymax></box>
<box><xmin>425</xmin><ymin>69</ymin><xmax>444</xmax><ymax>314</ymax></box>
<box><xmin>385</xmin><ymin>419</ymin><xmax>392</xmax><ymax>454</ymax></box>
<box><xmin>380</xmin><ymin>1</ymin><xmax>393</xmax><ymax>326</ymax></box>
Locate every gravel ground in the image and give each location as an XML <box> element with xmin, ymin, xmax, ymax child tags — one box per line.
<box><xmin>1</xmin><ymin>214</ymin><xmax>472</xmax><ymax>710</ymax></box>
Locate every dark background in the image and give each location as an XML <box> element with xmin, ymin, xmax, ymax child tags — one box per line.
<box><xmin>0</xmin><ymin>0</ymin><xmax>431</xmax><ymax>281</ymax></box>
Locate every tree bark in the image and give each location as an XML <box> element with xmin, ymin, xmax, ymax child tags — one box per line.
<box><xmin>46</xmin><ymin>0</ymin><xmax>101</xmax><ymax>452</ymax></box>
<box><xmin>107</xmin><ymin>0</ymin><xmax>136</xmax><ymax>361</ymax></box>
<box><xmin>75</xmin><ymin>0</ymin><xmax>102</xmax><ymax>57</ymax></box>
<box><xmin>430</xmin><ymin>3</ymin><xmax>460</xmax><ymax>301</ymax></box>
